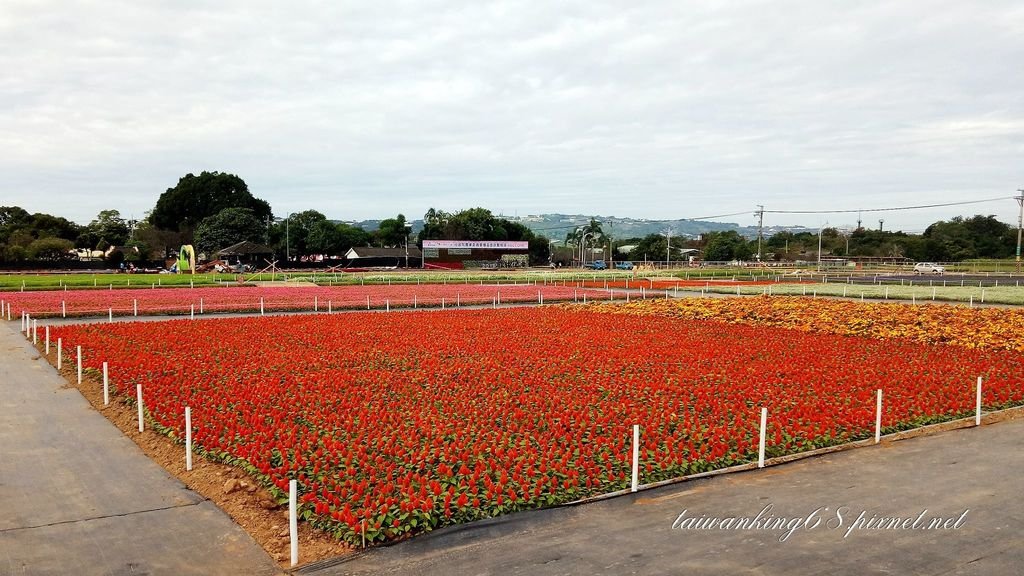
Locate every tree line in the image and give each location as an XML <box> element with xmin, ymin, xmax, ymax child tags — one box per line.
<box><xmin>1</xmin><ymin>170</ymin><xmax>1017</xmax><ymax>267</ymax></box>
<box><xmin>0</xmin><ymin>171</ymin><xmax>553</xmax><ymax>266</ymax></box>
<box><xmin>604</xmin><ymin>216</ymin><xmax>1019</xmax><ymax>263</ymax></box>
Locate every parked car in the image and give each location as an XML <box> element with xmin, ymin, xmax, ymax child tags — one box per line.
<box><xmin>615</xmin><ymin>261</ymin><xmax>634</xmax><ymax>270</ymax></box>
<box><xmin>913</xmin><ymin>262</ymin><xmax>945</xmax><ymax>275</ymax></box>
<box><xmin>584</xmin><ymin>260</ymin><xmax>607</xmax><ymax>270</ymax></box>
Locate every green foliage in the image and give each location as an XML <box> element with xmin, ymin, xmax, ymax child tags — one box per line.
<box><xmin>194</xmin><ymin>207</ymin><xmax>266</xmax><ymax>255</ymax></box>
<box><xmin>149</xmin><ymin>171</ymin><xmax>272</xmax><ymax>237</ymax></box>
<box><xmin>420</xmin><ymin>207</ymin><xmax>550</xmax><ymax>264</ymax></box>
<box><xmin>336</xmin><ymin>223</ymin><xmax>372</xmax><ymax>255</ymax></box>
<box><xmin>702</xmin><ymin>231</ymin><xmax>753</xmax><ymax>261</ymax></box>
<box><xmin>629</xmin><ymin>234</ymin><xmax>668</xmax><ymax>262</ymax></box>
<box><xmin>921</xmin><ymin>215</ymin><xmax>1014</xmax><ymax>261</ymax></box>
<box><xmin>376</xmin><ymin>214</ymin><xmax>409</xmax><ymax>248</ymax></box>
<box><xmin>87</xmin><ymin>209</ymin><xmax>130</xmax><ymax>247</ymax></box>
<box><xmin>26</xmin><ymin>237</ymin><xmax>74</xmax><ymax>261</ymax></box>
<box><xmin>3</xmin><ymin>244</ymin><xmax>28</xmax><ymax>262</ymax></box>
<box><xmin>268</xmin><ymin>210</ymin><xmax>328</xmax><ymax>261</ymax></box>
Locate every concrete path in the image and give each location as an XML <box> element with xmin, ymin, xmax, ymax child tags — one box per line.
<box><xmin>304</xmin><ymin>416</ymin><xmax>1024</xmax><ymax>576</ymax></box>
<box><xmin>0</xmin><ymin>324</ymin><xmax>280</xmax><ymax>576</ymax></box>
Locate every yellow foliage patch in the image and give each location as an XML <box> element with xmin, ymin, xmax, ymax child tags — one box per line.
<box><xmin>588</xmin><ymin>296</ymin><xmax>1024</xmax><ymax>352</ymax></box>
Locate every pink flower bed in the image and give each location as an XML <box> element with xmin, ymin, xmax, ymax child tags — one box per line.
<box><xmin>3</xmin><ymin>284</ymin><xmax>615</xmax><ymax>318</ymax></box>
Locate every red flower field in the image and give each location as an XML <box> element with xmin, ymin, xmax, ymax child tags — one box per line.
<box><xmin>47</xmin><ymin>303</ymin><xmax>1024</xmax><ymax>544</ymax></box>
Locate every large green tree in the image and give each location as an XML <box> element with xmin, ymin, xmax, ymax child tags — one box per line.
<box><xmin>268</xmin><ymin>210</ymin><xmax>329</xmax><ymax>261</ymax></box>
<box><xmin>193</xmin><ymin>207</ymin><xmax>265</xmax><ymax>255</ymax></box>
<box><xmin>27</xmin><ymin>237</ymin><xmax>75</xmax><ymax>261</ymax></box>
<box><xmin>703</xmin><ymin>230</ymin><xmax>753</xmax><ymax>261</ymax></box>
<box><xmin>629</xmin><ymin>234</ymin><xmax>674</xmax><ymax>262</ymax></box>
<box><xmin>376</xmin><ymin>214</ymin><xmax>409</xmax><ymax>247</ymax></box>
<box><xmin>149</xmin><ymin>172</ymin><xmax>272</xmax><ymax>239</ymax></box>
<box><xmin>78</xmin><ymin>209</ymin><xmax>130</xmax><ymax>249</ymax></box>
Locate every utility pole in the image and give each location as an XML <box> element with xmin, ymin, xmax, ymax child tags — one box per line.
<box><xmin>817</xmin><ymin>222</ymin><xmax>827</xmax><ymax>272</ymax></box>
<box><xmin>857</xmin><ymin>211</ymin><xmax>862</xmax><ymax>231</ymax></box>
<box><xmin>608</xmin><ymin>221</ymin><xmax>614</xmax><ymax>268</ymax></box>
<box><xmin>1016</xmin><ymin>190</ymin><xmax>1023</xmax><ymax>273</ymax></box>
<box><xmin>878</xmin><ymin>219</ymin><xmax>884</xmax><ymax>232</ymax></box>
<box><xmin>755</xmin><ymin>205</ymin><xmax>764</xmax><ymax>261</ymax></box>
<box><xmin>661</xmin><ymin>228</ymin><xmax>673</xmax><ymax>267</ymax></box>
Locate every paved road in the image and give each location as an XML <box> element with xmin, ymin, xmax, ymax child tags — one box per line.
<box><xmin>0</xmin><ymin>323</ymin><xmax>280</xmax><ymax>576</ymax></box>
<box><xmin>303</xmin><ymin>417</ymin><xmax>1024</xmax><ymax>576</ymax></box>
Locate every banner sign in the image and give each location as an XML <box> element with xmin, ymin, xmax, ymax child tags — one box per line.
<box><xmin>422</xmin><ymin>240</ymin><xmax>529</xmax><ymax>250</ymax></box>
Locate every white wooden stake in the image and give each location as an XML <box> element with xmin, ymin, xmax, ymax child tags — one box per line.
<box><xmin>133</xmin><ymin>299</ymin><xmax>138</xmax><ymax>316</ymax></box>
<box><xmin>366</xmin><ymin>296</ymin><xmax>370</xmax><ymax>310</ymax></box>
<box><xmin>631</xmin><ymin>424</ymin><xmax>640</xmax><ymax>493</ymax></box>
<box><xmin>103</xmin><ymin>362</ymin><xmax>109</xmax><ymax>405</ymax></box>
<box><xmin>314</xmin><ymin>296</ymin><xmax>318</xmax><ymax>312</ymax></box>
<box><xmin>136</xmin><ymin>384</ymin><xmax>144</xmax><ymax>432</ymax></box>
<box><xmin>976</xmin><ymin>377</ymin><xmax>982</xmax><ymax>426</ymax></box>
<box><xmin>328</xmin><ymin>300</ymin><xmax>332</xmax><ymax>313</ymax></box>
<box><xmin>45</xmin><ymin>325</ymin><xmax>49</xmax><ymax>353</ymax></box>
<box><xmin>108</xmin><ymin>307</ymin><xmax>113</xmax><ymax>322</ymax></box>
<box><xmin>442</xmin><ymin>297</ymin><xmax>446</xmax><ymax>309</ymax></box>
<box><xmin>77</xmin><ymin>345</ymin><xmax>82</xmax><ymax>384</ymax></box>
<box><xmin>190</xmin><ymin>304</ymin><xmax>195</xmax><ymax>320</ymax></box>
<box><xmin>875</xmin><ymin>389</ymin><xmax>882</xmax><ymax>443</ymax></box>
<box><xmin>32</xmin><ymin>320</ymin><xmax>37</xmax><ymax>344</ymax></box>
<box><xmin>185</xmin><ymin>406</ymin><xmax>193</xmax><ymax>471</ymax></box>
<box><xmin>200</xmin><ymin>298</ymin><xmax>204</xmax><ymax>314</ymax></box>
<box><xmin>758</xmin><ymin>407</ymin><xmax>767</xmax><ymax>468</ymax></box>
<box><xmin>386</xmin><ymin>299</ymin><xmax>390</xmax><ymax>312</ymax></box>
<box><xmin>57</xmin><ymin>338</ymin><xmax>62</xmax><ymax>370</ymax></box>
<box><xmin>62</xmin><ymin>300</ymin><xmax>66</xmax><ymax>318</ymax></box>
<box><xmin>261</xmin><ymin>297</ymin><xmax>265</xmax><ymax>315</ymax></box>
<box><xmin>289</xmin><ymin>479</ymin><xmax>299</xmax><ymax>566</ymax></box>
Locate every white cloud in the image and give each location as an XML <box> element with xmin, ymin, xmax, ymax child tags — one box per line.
<box><xmin>0</xmin><ymin>0</ymin><xmax>1021</xmax><ymax>229</ymax></box>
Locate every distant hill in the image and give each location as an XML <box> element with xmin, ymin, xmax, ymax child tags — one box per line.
<box><xmin>339</xmin><ymin>214</ymin><xmax>813</xmax><ymax>240</ymax></box>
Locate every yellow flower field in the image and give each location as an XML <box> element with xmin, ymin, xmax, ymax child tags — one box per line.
<box><xmin>588</xmin><ymin>296</ymin><xmax>1024</xmax><ymax>352</ymax></box>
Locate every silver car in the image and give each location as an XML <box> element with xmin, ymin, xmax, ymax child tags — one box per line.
<box><xmin>913</xmin><ymin>262</ymin><xmax>945</xmax><ymax>275</ymax></box>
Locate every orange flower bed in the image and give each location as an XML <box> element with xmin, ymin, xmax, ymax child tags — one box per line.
<box><xmin>587</xmin><ymin>296</ymin><xmax>1024</xmax><ymax>351</ymax></box>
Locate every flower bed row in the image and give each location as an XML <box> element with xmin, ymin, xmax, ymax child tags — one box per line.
<box><xmin>588</xmin><ymin>296</ymin><xmax>1024</xmax><ymax>351</ymax></box>
<box><xmin>48</xmin><ymin>303</ymin><xmax>1024</xmax><ymax>544</ymax></box>
<box><xmin>3</xmin><ymin>284</ymin><xmax>611</xmax><ymax>318</ymax></box>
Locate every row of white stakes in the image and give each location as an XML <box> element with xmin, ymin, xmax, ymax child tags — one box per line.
<box><xmin>73</xmin><ymin>350</ymin><xmax>301</xmax><ymax>566</ymax></box>
<box><xmin>13</xmin><ymin>287</ymin><xmax>654</xmax><ymax>323</ymax></box>
<box><xmin>42</xmin><ymin>288</ymin><xmax>576</xmax><ymax>321</ymax></box>
<box><xmin>629</xmin><ymin>379</ymin><xmax>986</xmax><ymax>491</ymax></box>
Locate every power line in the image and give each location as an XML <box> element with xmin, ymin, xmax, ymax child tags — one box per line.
<box><xmin>763</xmin><ymin>197</ymin><xmax>1012</xmax><ymax>215</ymax></box>
<box><xmin>680</xmin><ymin>210</ymin><xmax>752</xmax><ymax>221</ymax></box>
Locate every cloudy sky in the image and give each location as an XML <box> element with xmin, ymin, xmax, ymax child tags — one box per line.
<box><xmin>2</xmin><ymin>0</ymin><xmax>1022</xmax><ymax>230</ymax></box>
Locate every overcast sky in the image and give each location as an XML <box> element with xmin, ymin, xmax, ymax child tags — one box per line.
<box><xmin>2</xmin><ymin>0</ymin><xmax>1022</xmax><ymax>231</ymax></box>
